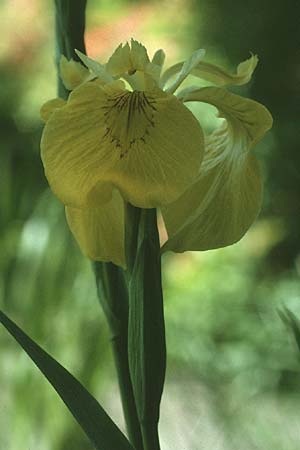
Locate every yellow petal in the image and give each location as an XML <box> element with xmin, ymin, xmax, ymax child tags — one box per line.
<box><xmin>161</xmin><ymin>53</ymin><xmax>258</xmax><ymax>89</ymax></box>
<box><xmin>40</xmin><ymin>98</ymin><xmax>66</xmax><ymax>122</ymax></box>
<box><xmin>162</xmin><ymin>88</ymin><xmax>273</xmax><ymax>252</ymax></box>
<box><xmin>59</xmin><ymin>55</ymin><xmax>90</xmax><ymax>90</ymax></box>
<box><xmin>191</xmin><ymin>53</ymin><xmax>258</xmax><ymax>86</ymax></box>
<box><xmin>165</xmin><ymin>48</ymin><xmax>206</xmax><ymax>94</ymax></box>
<box><xmin>162</xmin><ymin>153</ymin><xmax>263</xmax><ymax>252</ymax></box>
<box><xmin>66</xmin><ymin>189</ymin><xmax>126</xmax><ymax>267</ymax></box>
<box><xmin>106</xmin><ymin>39</ymin><xmax>150</xmax><ymax>77</ymax></box>
<box><xmin>130</xmin><ymin>39</ymin><xmax>150</xmax><ymax>72</ymax></box>
<box><xmin>106</xmin><ymin>42</ymin><xmax>131</xmax><ymax>76</ymax></box>
<box><xmin>177</xmin><ymin>87</ymin><xmax>273</xmax><ymax>146</ymax></box>
<box><xmin>41</xmin><ymin>82</ymin><xmax>204</xmax><ymax>209</ymax></box>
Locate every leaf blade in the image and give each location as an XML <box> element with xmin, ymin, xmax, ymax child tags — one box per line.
<box><xmin>0</xmin><ymin>310</ymin><xmax>134</xmax><ymax>450</ymax></box>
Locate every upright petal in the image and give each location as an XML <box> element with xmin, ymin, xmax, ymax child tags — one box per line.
<box><xmin>151</xmin><ymin>49</ymin><xmax>166</xmax><ymax>73</ymax></box>
<box><xmin>66</xmin><ymin>189</ymin><xmax>126</xmax><ymax>268</ymax></box>
<box><xmin>162</xmin><ymin>88</ymin><xmax>273</xmax><ymax>253</ymax></box>
<box><xmin>130</xmin><ymin>39</ymin><xmax>150</xmax><ymax>72</ymax></box>
<box><xmin>75</xmin><ymin>49</ymin><xmax>113</xmax><ymax>83</ymax></box>
<box><xmin>106</xmin><ymin>42</ymin><xmax>131</xmax><ymax>76</ymax></box>
<box><xmin>161</xmin><ymin>53</ymin><xmax>258</xmax><ymax>89</ymax></box>
<box><xmin>41</xmin><ymin>82</ymin><xmax>204</xmax><ymax>209</ymax></box>
<box><xmin>165</xmin><ymin>49</ymin><xmax>206</xmax><ymax>94</ymax></box>
<box><xmin>106</xmin><ymin>40</ymin><xmax>158</xmax><ymax>90</ymax></box>
<box><xmin>190</xmin><ymin>53</ymin><xmax>258</xmax><ymax>86</ymax></box>
<box><xmin>106</xmin><ymin>39</ymin><xmax>150</xmax><ymax>77</ymax></box>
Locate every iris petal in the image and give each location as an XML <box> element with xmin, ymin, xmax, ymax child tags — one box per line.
<box><xmin>191</xmin><ymin>54</ymin><xmax>258</xmax><ymax>86</ymax></box>
<box><xmin>75</xmin><ymin>49</ymin><xmax>113</xmax><ymax>83</ymax></box>
<box><xmin>162</xmin><ymin>87</ymin><xmax>273</xmax><ymax>252</ymax></box>
<box><xmin>151</xmin><ymin>49</ymin><xmax>166</xmax><ymax>74</ymax></box>
<box><xmin>41</xmin><ymin>82</ymin><xmax>204</xmax><ymax>209</ymax></box>
<box><xmin>40</xmin><ymin>98</ymin><xmax>66</xmax><ymax>122</ymax></box>
<box><xmin>161</xmin><ymin>53</ymin><xmax>258</xmax><ymax>89</ymax></box>
<box><xmin>106</xmin><ymin>39</ymin><xmax>150</xmax><ymax>77</ymax></box>
<box><xmin>66</xmin><ymin>189</ymin><xmax>126</xmax><ymax>267</ymax></box>
<box><xmin>165</xmin><ymin>49</ymin><xmax>206</xmax><ymax>94</ymax></box>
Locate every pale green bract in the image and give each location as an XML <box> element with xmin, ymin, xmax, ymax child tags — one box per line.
<box><xmin>40</xmin><ymin>39</ymin><xmax>272</xmax><ymax>267</ymax></box>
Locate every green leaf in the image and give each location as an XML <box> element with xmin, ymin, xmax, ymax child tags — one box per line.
<box><xmin>0</xmin><ymin>310</ymin><xmax>134</xmax><ymax>450</ymax></box>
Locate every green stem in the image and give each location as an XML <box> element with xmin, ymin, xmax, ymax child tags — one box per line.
<box><xmin>94</xmin><ymin>263</ymin><xmax>144</xmax><ymax>450</ymax></box>
<box><xmin>141</xmin><ymin>423</ymin><xmax>161</xmax><ymax>450</ymax></box>
<box><xmin>127</xmin><ymin>208</ymin><xmax>166</xmax><ymax>450</ymax></box>
<box><xmin>54</xmin><ymin>0</ymin><xmax>87</xmax><ymax>98</ymax></box>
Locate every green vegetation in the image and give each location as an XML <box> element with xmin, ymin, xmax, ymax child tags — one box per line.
<box><xmin>1</xmin><ymin>1</ymin><xmax>299</xmax><ymax>449</ymax></box>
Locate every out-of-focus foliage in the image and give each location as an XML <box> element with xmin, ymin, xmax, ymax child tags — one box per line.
<box><xmin>0</xmin><ymin>1</ymin><xmax>299</xmax><ymax>449</ymax></box>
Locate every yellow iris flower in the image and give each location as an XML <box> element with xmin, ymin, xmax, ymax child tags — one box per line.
<box><xmin>40</xmin><ymin>39</ymin><xmax>272</xmax><ymax>268</ymax></box>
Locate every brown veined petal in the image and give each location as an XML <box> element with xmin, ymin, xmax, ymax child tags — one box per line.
<box><xmin>65</xmin><ymin>189</ymin><xmax>126</xmax><ymax>268</ymax></box>
<box><xmin>41</xmin><ymin>81</ymin><xmax>204</xmax><ymax>209</ymax></box>
<box><xmin>162</xmin><ymin>88</ymin><xmax>273</xmax><ymax>253</ymax></box>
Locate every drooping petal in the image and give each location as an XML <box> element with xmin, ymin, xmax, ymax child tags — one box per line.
<box><xmin>59</xmin><ymin>56</ymin><xmax>90</xmax><ymax>90</ymax></box>
<box><xmin>65</xmin><ymin>189</ymin><xmax>126</xmax><ymax>268</ymax></box>
<box><xmin>177</xmin><ymin>86</ymin><xmax>273</xmax><ymax>145</ymax></box>
<box><xmin>75</xmin><ymin>49</ymin><xmax>113</xmax><ymax>83</ymax></box>
<box><xmin>41</xmin><ymin>82</ymin><xmax>204</xmax><ymax>209</ymax></box>
<box><xmin>162</xmin><ymin>153</ymin><xmax>263</xmax><ymax>252</ymax></box>
<box><xmin>40</xmin><ymin>98</ymin><xmax>66</xmax><ymax>122</ymax></box>
<box><xmin>161</xmin><ymin>53</ymin><xmax>258</xmax><ymax>89</ymax></box>
<box><xmin>162</xmin><ymin>87</ymin><xmax>273</xmax><ymax>253</ymax></box>
<box><xmin>165</xmin><ymin>48</ymin><xmax>206</xmax><ymax>94</ymax></box>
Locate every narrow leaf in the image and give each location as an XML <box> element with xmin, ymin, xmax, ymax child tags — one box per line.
<box><xmin>0</xmin><ymin>310</ymin><xmax>133</xmax><ymax>450</ymax></box>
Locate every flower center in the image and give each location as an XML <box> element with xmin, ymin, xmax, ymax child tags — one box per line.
<box><xmin>102</xmin><ymin>90</ymin><xmax>157</xmax><ymax>158</ymax></box>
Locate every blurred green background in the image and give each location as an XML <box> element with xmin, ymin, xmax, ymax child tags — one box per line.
<box><xmin>1</xmin><ymin>0</ymin><xmax>299</xmax><ymax>449</ymax></box>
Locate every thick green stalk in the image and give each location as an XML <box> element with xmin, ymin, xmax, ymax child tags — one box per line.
<box><xmin>54</xmin><ymin>0</ymin><xmax>87</xmax><ymax>98</ymax></box>
<box><xmin>93</xmin><ymin>263</ymin><xmax>144</xmax><ymax>450</ymax></box>
<box><xmin>127</xmin><ymin>208</ymin><xmax>166</xmax><ymax>450</ymax></box>
<box><xmin>141</xmin><ymin>423</ymin><xmax>161</xmax><ymax>450</ymax></box>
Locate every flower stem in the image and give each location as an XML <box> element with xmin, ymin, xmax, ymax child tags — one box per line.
<box><xmin>127</xmin><ymin>208</ymin><xmax>166</xmax><ymax>450</ymax></box>
<box><xmin>141</xmin><ymin>422</ymin><xmax>161</xmax><ymax>450</ymax></box>
<box><xmin>54</xmin><ymin>0</ymin><xmax>87</xmax><ymax>98</ymax></box>
<box><xmin>93</xmin><ymin>263</ymin><xmax>144</xmax><ymax>450</ymax></box>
